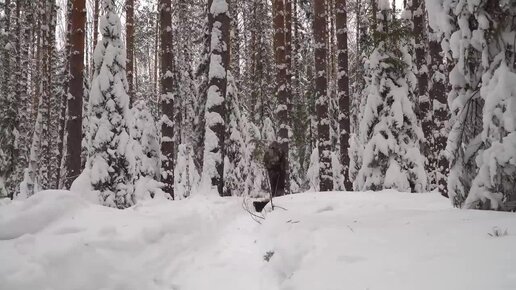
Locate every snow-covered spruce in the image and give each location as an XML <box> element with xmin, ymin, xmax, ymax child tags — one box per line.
<box><xmin>84</xmin><ymin>0</ymin><xmax>134</xmax><ymax>208</ymax></box>
<box><xmin>444</xmin><ymin>0</ymin><xmax>484</xmax><ymax>208</ymax></box>
<box><xmin>242</xmin><ymin>121</ymin><xmax>270</xmax><ymax>197</ymax></box>
<box><xmin>19</xmin><ymin>88</ymin><xmax>46</xmax><ymax>199</ymax></box>
<box><xmin>129</xmin><ymin>100</ymin><xmax>166</xmax><ymax>201</ymax></box>
<box><xmin>427</xmin><ymin>0</ymin><xmax>499</xmax><ymax>207</ymax></box>
<box><xmin>469</xmin><ymin>2</ymin><xmax>516</xmax><ymax>211</ymax></box>
<box><xmin>223</xmin><ymin>71</ymin><xmax>244</xmax><ymax>196</ymax></box>
<box><xmin>355</xmin><ymin>4</ymin><xmax>427</xmax><ymax>193</ymax></box>
<box><xmin>467</xmin><ymin>63</ymin><xmax>516</xmax><ymax>210</ymax></box>
<box><xmin>224</xmin><ymin>72</ymin><xmax>269</xmax><ymax>197</ymax></box>
<box><xmin>175</xmin><ymin>144</ymin><xmax>200</xmax><ymax>199</ymax></box>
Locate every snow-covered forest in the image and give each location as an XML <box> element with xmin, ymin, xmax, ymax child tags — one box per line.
<box><xmin>1</xmin><ymin>0</ymin><xmax>516</xmax><ymax>288</ymax></box>
<box><xmin>2</xmin><ymin>0</ymin><xmax>515</xmax><ymax>210</ymax></box>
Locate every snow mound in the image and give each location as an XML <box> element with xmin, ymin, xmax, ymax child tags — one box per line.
<box><xmin>1</xmin><ymin>190</ymin><xmax>515</xmax><ymax>290</ymax></box>
<box><xmin>0</xmin><ymin>190</ymin><xmax>89</xmax><ymax>240</ymax></box>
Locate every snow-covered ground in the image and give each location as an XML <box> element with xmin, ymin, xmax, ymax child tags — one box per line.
<box><xmin>1</xmin><ymin>190</ymin><xmax>515</xmax><ymax>290</ymax></box>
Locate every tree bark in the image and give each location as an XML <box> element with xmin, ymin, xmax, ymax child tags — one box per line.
<box><xmin>273</xmin><ymin>0</ymin><xmax>289</xmax><ymax>195</ymax></box>
<box><xmin>285</xmin><ymin>0</ymin><xmax>293</xmax><ymax>193</ymax></box>
<box><xmin>45</xmin><ymin>0</ymin><xmax>57</xmax><ymax>187</ymax></box>
<box><xmin>336</xmin><ymin>0</ymin><xmax>351</xmax><ymax>190</ymax></box>
<box><xmin>429</xmin><ymin>28</ymin><xmax>449</xmax><ymax>197</ymax></box>
<box><xmin>203</xmin><ymin>0</ymin><xmax>230</xmax><ymax>196</ymax></box>
<box><xmin>65</xmin><ymin>0</ymin><xmax>86</xmax><ymax>189</ymax></box>
<box><xmin>93</xmin><ymin>0</ymin><xmax>99</xmax><ymax>50</ymax></box>
<box><xmin>285</xmin><ymin>0</ymin><xmax>293</xmax><ymax>109</ymax></box>
<box><xmin>412</xmin><ymin>0</ymin><xmax>432</xmax><ymax>184</ymax></box>
<box><xmin>2</xmin><ymin>0</ymin><xmax>11</xmax><ymax>103</ymax></box>
<box><xmin>154</xmin><ymin>12</ymin><xmax>160</xmax><ymax>98</ymax></box>
<box><xmin>371</xmin><ymin>0</ymin><xmax>377</xmax><ymax>45</ymax></box>
<box><xmin>160</xmin><ymin>0</ymin><xmax>175</xmax><ymax>199</ymax></box>
<box><xmin>17</xmin><ymin>0</ymin><xmax>31</xmax><ymax>185</ymax></box>
<box><xmin>56</xmin><ymin>1</ymin><xmax>72</xmax><ymax>188</ymax></box>
<box><xmin>126</xmin><ymin>0</ymin><xmax>135</xmax><ymax>100</ymax></box>
<box><xmin>314</xmin><ymin>0</ymin><xmax>333</xmax><ymax>192</ymax></box>
<box><xmin>39</xmin><ymin>0</ymin><xmax>51</xmax><ymax>189</ymax></box>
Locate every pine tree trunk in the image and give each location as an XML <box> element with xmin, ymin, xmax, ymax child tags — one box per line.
<box><xmin>33</xmin><ymin>8</ymin><xmax>42</xmax><ymax>121</ymax></box>
<box><xmin>371</xmin><ymin>0</ymin><xmax>377</xmax><ymax>45</ymax></box>
<box><xmin>230</xmin><ymin>0</ymin><xmax>240</xmax><ymax>82</ymax></box>
<box><xmin>56</xmin><ymin>2</ymin><xmax>72</xmax><ymax>189</ymax></box>
<box><xmin>249</xmin><ymin>0</ymin><xmax>258</xmax><ymax>120</ymax></box>
<box><xmin>412</xmin><ymin>0</ymin><xmax>431</xmax><ymax>185</ymax></box>
<box><xmin>160</xmin><ymin>0</ymin><xmax>175</xmax><ymax>199</ymax></box>
<box><xmin>154</xmin><ymin>14</ymin><xmax>160</xmax><ymax>98</ymax></box>
<box><xmin>429</xmin><ymin>29</ymin><xmax>449</xmax><ymax>197</ymax></box>
<box><xmin>285</xmin><ymin>0</ymin><xmax>292</xmax><ymax>105</ymax></box>
<box><xmin>15</xmin><ymin>0</ymin><xmax>31</xmax><ymax>194</ymax></box>
<box><xmin>2</xmin><ymin>0</ymin><xmax>11</xmax><ymax>103</ymax></box>
<box><xmin>203</xmin><ymin>0</ymin><xmax>230</xmax><ymax>196</ymax></box>
<box><xmin>336</xmin><ymin>0</ymin><xmax>351</xmax><ymax>190</ymax></box>
<box><xmin>0</xmin><ymin>0</ymin><xmax>18</xmax><ymax>196</ymax></box>
<box><xmin>314</xmin><ymin>0</ymin><xmax>333</xmax><ymax>192</ymax></box>
<box><xmin>273</xmin><ymin>0</ymin><xmax>289</xmax><ymax>196</ymax></box>
<box><xmin>292</xmin><ymin>0</ymin><xmax>300</xmax><ymax>106</ymax></box>
<box><xmin>93</xmin><ymin>0</ymin><xmax>99</xmax><ymax>50</ymax></box>
<box><xmin>65</xmin><ymin>0</ymin><xmax>86</xmax><ymax>189</ymax></box>
<box><xmin>39</xmin><ymin>1</ymin><xmax>51</xmax><ymax>189</ymax></box>
<box><xmin>284</xmin><ymin>0</ymin><xmax>292</xmax><ymax>193</ymax></box>
<box><xmin>126</xmin><ymin>0</ymin><xmax>134</xmax><ymax>100</ymax></box>
<box><xmin>48</xmin><ymin>1</ymin><xmax>57</xmax><ymax>186</ymax></box>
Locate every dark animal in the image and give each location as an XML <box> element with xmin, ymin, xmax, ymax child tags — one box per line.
<box><xmin>263</xmin><ymin>141</ymin><xmax>287</xmax><ymax>197</ymax></box>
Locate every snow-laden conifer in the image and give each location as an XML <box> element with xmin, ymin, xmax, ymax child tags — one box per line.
<box><xmin>129</xmin><ymin>100</ymin><xmax>165</xmax><ymax>201</ymax></box>
<box><xmin>468</xmin><ymin>63</ymin><xmax>516</xmax><ymax>210</ymax></box>
<box><xmin>84</xmin><ymin>0</ymin><xmax>134</xmax><ymax>208</ymax></box>
<box><xmin>175</xmin><ymin>144</ymin><xmax>200</xmax><ymax>199</ymax></box>
<box><xmin>355</xmin><ymin>2</ymin><xmax>427</xmax><ymax>192</ymax></box>
<box><xmin>465</xmin><ymin>2</ymin><xmax>516</xmax><ymax>210</ymax></box>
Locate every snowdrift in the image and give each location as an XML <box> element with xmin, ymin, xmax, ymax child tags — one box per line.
<box><xmin>1</xmin><ymin>190</ymin><xmax>515</xmax><ymax>290</ymax></box>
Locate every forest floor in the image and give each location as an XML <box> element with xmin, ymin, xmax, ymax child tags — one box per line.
<box><xmin>1</xmin><ymin>190</ymin><xmax>515</xmax><ymax>290</ymax></box>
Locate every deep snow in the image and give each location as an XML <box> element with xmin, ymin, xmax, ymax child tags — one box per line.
<box><xmin>1</xmin><ymin>190</ymin><xmax>515</xmax><ymax>290</ymax></box>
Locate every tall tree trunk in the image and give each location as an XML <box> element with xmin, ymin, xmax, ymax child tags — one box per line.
<box><xmin>32</xmin><ymin>4</ymin><xmax>43</xmax><ymax>121</ymax></box>
<box><xmin>154</xmin><ymin>13</ymin><xmax>160</xmax><ymax>99</ymax></box>
<box><xmin>39</xmin><ymin>0</ymin><xmax>51</xmax><ymax>189</ymax></box>
<box><xmin>56</xmin><ymin>1</ymin><xmax>72</xmax><ymax>188</ymax></box>
<box><xmin>336</xmin><ymin>0</ymin><xmax>351</xmax><ymax>190</ymax></box>
<box><xmin>371</xmin><ymin>0</ymin><xmax>377</xmax><ymax>46</ymax></box>
<box><xmin>0</xmin><ymin>0</ymin><xmax>17</xmax><ymax>196</ymax></box>
<box><xmin>2</xmin><ymin>0</ymin><xmax>11</xmax><ymax>104</ymax></box>
<box><xmin>93</xmin><ymin>0</ymin><xmax>99</xmax><ymax>50</ymax></box>
<box><xmin>412</xmin><ymin>0</ymin><xmax>431</xmax><ymax>188</ymax></box>
<box><xmin>273</xmin><ymin>0</ymin><xmax>290</xmax><ymax>196</ymax></box>
<box><xmin>15</xmin><ymin>0</ymin><xmax>31</xmax><ymax>194</ymax></box>
<box><xmin>126</xmin><ymin>0</ymin><xmax>135</xmax><ymax>100</ymax></box>
<box><xmin>202</xmin><ymin>0</ymin><xmax>230</xmax><ymax>196</ymax></box>
<box><xmin>285</xmin><ymin>0</ymin><xmax>293</xmax><ymax>104</ymax></box>
<box><xmin>46</xmin><ymin>0</ymin><xmax>57</xmax><ymax>187</ymax></box>
<box><xmin>285</xmin><ymin>0</ymin><xmax>293</xmax><ymax>193</ymax></box>
<box><xmin>314</xmin><ymin>0</ymin><xmax>333</xmax><ymax>191</ymax></box>
<box><xmin>429</xmin><ymin>28</ymin><xmax>449</xmax><ymax>197</ymax></box>
<box><xmin>160</xmin><ymin>0</ymin><xmax>175</xmax><ymax>199</ymax></box>
<box><xmin>65</xmin><ymin>0</ymin><xmax>86</xmax><ymax>188</ymax></box>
